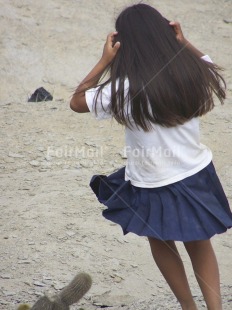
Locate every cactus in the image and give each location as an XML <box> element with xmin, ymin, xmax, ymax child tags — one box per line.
<box><xmin>31</xmin><ymin>296</ymin><xmax>57</xmax><ymax>310</ymax></box>
<box><xmin>17</xmin><ymin>305</ymin><xmax>31</xmax><ymax>310</ymax></box>
<box><xmin>58</xmin><ymin>272</ymin><xmax>92</xmax><ymax>306</ymax></box>
<box><xmin>17</xmin><ymin>272</ymin><xmax>92</xmax><ymax>310</ymax></box>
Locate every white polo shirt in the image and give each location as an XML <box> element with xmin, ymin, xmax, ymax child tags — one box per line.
<box><xmin>85</xmin><ymin>55</ymin><xmax>213</xmax><ymax>188</ymax></box>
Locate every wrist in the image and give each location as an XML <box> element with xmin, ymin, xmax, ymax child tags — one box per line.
<box><xmin>99</xmin><ymin>57</ymin><xmax>111</xmax><ymax>68</ymax></box>
<box><xmin>180</xmin><ymin>37</ymin><xmax>189</xmax><ymax>46</ymax></box>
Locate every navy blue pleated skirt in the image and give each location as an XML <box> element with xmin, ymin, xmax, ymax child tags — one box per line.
<box><xmin>90</xmin><ymin>162</ymin><xmax>232</xmax><ymax>242</ymax></box>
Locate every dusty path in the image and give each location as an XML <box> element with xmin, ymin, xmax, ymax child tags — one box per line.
<box><xmin>0</xmin><ymin>1</ymin><xmax>232</xmax><ymax>309</ymax></box>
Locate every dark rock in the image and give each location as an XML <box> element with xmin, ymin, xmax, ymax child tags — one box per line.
<box><xmin>28</xmin><ymin>87</ymin><xmax>53</xmax><ymax>102</ymax></box>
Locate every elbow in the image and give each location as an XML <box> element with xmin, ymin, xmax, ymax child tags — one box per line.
<box><xmin>70</xmin><ymin>95</ymin><xmax>89</xmax><ymax>113</ymax></box>
<box><xmin>70</xmin><ymin>99</ymin><xmax>77</xmax><ymax>112</ymax></box>
<box><xmin>70</xmin><ymin>97</ymin><xmax>81</xmax><ymax>113</ymax></box>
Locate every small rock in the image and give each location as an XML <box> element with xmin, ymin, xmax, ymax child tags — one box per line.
<box><xmin>66</xmin><ymin>231</ymin><xmax>76</xmax><ymax>237</ymax></box>
<box><xmin>1</xmin><ymin>274</ymin><xmax>11</xmax><ymax>279</ymax></box>
<box><xmin>34</xmin><ymin>291</ymin><xmax>44</xmax><ymax>297</ymax></box>
<box><xmin>53</xmin><ymin>282</ymin><xmax>64</xmax><ymax>290</ymax></box>
<box><xmin>131</xmin><ymin>264</ymin><xmax>138</xmax><ymax>268</ymax></box>
<box><xmin>110</xmin><ymin>273</ymin><xmax>124</xmax><ymax>282</ymax></box>
<box><xmin>223</xmin><ymin>19</ymin><xmax>232</xmax><ymax>24</ymax></box>
<box><xmin>3</xmin><ymin>291</ymin><xmax>16</xmax><ymax>296</ymax></box>
<box><xmin>18</xmin><ymin>255</ymin><xmax>29</xmax><ymax>260</ymax></box>
<box><xmin>29</xmin><ymin>160</ymin><xmax>40</xmax><ymax>167</ymax></box>
<box><xmin>114</xmin><ymin>276</ymin><xmax>123</xmax><ymax>283</ymax></box>
<box><xmin>34</xmin><ymin>281</ymin><xmax>46</xmax><ymax>287</ymax></box>
<box><xmin>8</xmin><ymin>152</ymin><xmax>24</xmax><ymax>158</ymax></box>
<box><xmin>18</xmin><ymin>260</ymin><xmax>31</xmax><ymax>264</ymax></box>
<box><xmin>43</xmin><ymin>276</ymin><xmax>52</xmax><ymax>280</ymax></box>
<box><xmin>39</xmin><ymin>168</ymin><xmax>49</xmax><ymax>172</ymax></box>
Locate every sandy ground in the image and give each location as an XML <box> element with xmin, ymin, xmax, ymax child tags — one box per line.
<box><xmin>0</xmin><ymin>0</ymin><xmax>232</xmax><ymax>309</ymax></box>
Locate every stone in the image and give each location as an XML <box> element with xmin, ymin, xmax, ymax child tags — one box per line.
<box><xmin>1</xmin><ymin>274</ymin><xmax>11</xmax><ymax>279</ymax></box>
<box><xmin>29</xmin><ymin>160</ymin><xmax>40</xmax><ymax>167</ymax></box>
<box><xmin>34</xmin><ymin>281</ymin><xmax>46</xmax><ymax>287</ymax></box>
<box><xmin>28</xmin><ymin>87</ymin><xmax>53</xmax><ymax>102</ymax></box>
<box><xmin>8</xmin><ymin>152</ymin><xmax>25</xmax><ymax>158</ymax></box>
<box><xmin>3</xmin><ymin>291</ymin><xmax>16</xmax><ymax>296</ymax></box>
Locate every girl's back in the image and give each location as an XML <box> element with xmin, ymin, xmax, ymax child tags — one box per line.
<box><xmin>86</xmin><ymin>76</ymin><xmax>212</xmax><ymax>188</ymax></box>
<box><xmin>70</xmin><ymin>4</ymin><xmax>232</xmax><ymax>309</ymax></box>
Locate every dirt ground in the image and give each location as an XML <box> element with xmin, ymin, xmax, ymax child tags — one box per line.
<box><xmin>0</xmin><ymin>0</ymin><xmax>231</xmax><ymax>309</ymax></box>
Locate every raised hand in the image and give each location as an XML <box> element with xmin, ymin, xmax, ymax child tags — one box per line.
<box><xmin>101</xmin><ymin>32</ymin><xmax>121</xmax><ymax>65</ymax></box>
<box><xmin>169</xmin><ymin>21</ymin><xmax>188</xmax><ymax>45</ymax></box>
<box><xmin>169</xmin><ymin>21</ymin><xmax>204</xmax><ymax>57</ymax></box>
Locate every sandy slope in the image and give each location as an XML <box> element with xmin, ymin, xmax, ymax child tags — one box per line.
<box><xmin>0</xmin><ymin>0</ymin><xmax>232</xmax><ymax>309</ymax></box>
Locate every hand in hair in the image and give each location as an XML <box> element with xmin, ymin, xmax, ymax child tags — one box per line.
<box><xmin>70</xmin><ymin>32</ymin><xmax>120</xmax><ymax>113</ymax></box>
<box><xmin>169</xmin><ymin>21</ymin><xmax>187</xmax><ymax>44</ymax></box>
<box><xmin>169</xmin><ymin>21</ymin><xmax>204</xmax><ymax>58</ymax></box>
<box><xmin>101</xmin><ymin>32</ymin><xmax>120</xmax><ymax>65</ymax></box>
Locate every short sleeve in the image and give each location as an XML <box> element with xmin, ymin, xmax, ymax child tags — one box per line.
<box><xmin>201</xmin><ymin>55</ymin><xmax>213</xmax><ymax>63</ymax></box>
<box><xmin>85</xmin><ymin>83</ymin><xmax>112</xmax><ymax>120</ymax></box>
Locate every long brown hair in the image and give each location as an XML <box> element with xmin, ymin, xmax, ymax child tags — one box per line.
<box><xmin>94</xmin><ymin>4</ymin><xmax>226</xmax><ymax>131</ymax></box>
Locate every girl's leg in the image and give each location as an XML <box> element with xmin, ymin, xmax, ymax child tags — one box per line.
<box><xmin>148</xmin><ymin>237</ymin><xmax>197</xmax><ymax>310</ymax></box>
<box><xmin>184</xmin><ymin>239</ymin><xmax>222</xmax><ymax>310</ymax></box>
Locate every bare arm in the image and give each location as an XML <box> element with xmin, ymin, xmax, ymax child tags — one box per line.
<box><xmin>169</xmin><ymin>21</ymin><xmax>204</xmax><ymax>58</ymax></box>
<box><xmin>70</xmin><ymin>32</ymin><xmax>120</xmax><ymax>113</ymax></box>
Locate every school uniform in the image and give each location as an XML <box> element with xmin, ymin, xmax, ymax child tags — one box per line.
<box><xmin>85</xmin><ymin>55</ymin><xmax>232</xmax><ymax>242</ymax></box>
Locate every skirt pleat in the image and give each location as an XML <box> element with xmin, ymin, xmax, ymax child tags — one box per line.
<box><xmin>90</xmin><ymin>162</ymin><xmax>232</xmax><ymax>241</ymax></box>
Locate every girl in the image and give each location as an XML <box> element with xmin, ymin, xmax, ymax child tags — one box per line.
<box><xmin>70</xmin><ymin>4</ymin><xmax>232</xmax><ymax>310</ymax></box>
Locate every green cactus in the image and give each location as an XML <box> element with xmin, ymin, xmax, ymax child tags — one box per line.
<box><xmin>31</xmin><ymin>295</ymin><xmax>66</xmax><ymax>310</ymax></box>
<box><xmin>58</xmin><ymin>273</ymin><xmax>92</xmax><ymax>306</ymax></box>
<box><xmin>17</xmin><ymin>305</ymin><xmax>31</xmax><ymax>310</ymax></box>
<box><xmin>17</xmin><ymin>273</ymin><xmax>92</xmax><ymax>310</ymax></box>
